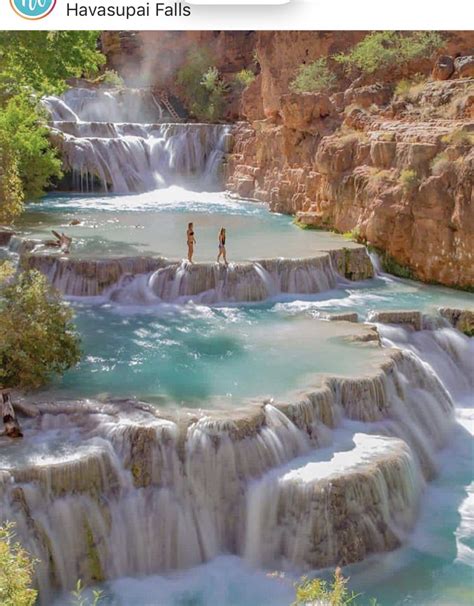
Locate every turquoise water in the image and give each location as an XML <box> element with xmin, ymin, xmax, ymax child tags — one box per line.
<box><xmin>48</xmin><ymin>305</ymin><xmax>379</xmax><ymax>405</ymax></box>
<box><xmin>17</xmin><ymin>188</ymin><xmax>357</xmax><ymax>261</ymax></box>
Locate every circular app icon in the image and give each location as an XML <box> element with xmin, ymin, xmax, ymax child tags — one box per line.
<box><xmin>10</xmin><ymin>0</ymin><xmax>57</xmax><ymax>20</ymax></box>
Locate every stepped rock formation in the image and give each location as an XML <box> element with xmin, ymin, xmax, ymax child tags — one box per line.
<box><xmin>223</xmin><ymin>32</ymin><xmax>474</xmax><ymax>289</ymax></box>
<box><xmin>44</xmin><ymin>90</ymin><xmax>231</xmax><ymax>193</ymax></box>
<box><xmin>0</xmin><ymin>324</ymin><xmax>462</xmax><ymax>600</ymax></box>
<box><xmin>20</xmin><ymin>243</ymin><xmax>373</xmax><ymax>301</ymax></box>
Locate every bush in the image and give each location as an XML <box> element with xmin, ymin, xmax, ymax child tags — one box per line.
<box><xmin>293</xmin><ymin>568</ymin><xmax>377</xmax><ymax>605</ymax></box>
<box><xmin>441</xmin><ymin>129</ymin><xmax>474</xmax><ymax>146</ymax></box>
<box><xmin>399</xmin><ymin>168</ymin><xmax>419</xmax><ymax>192</ymax></box>
<box><xmin>394</xmin><ymin>74</ymin><xmax>425</xmax><ymax>101</ymax></box>
<box><xmin>431</xmin><ymin>152</ymin><xmax>452</xmax><ymax>176</ymax></box>
<box><xmin>0</xmin><ymin>523</ymin><xmax>37</xmax><ymax>606</ymax></box>
<box><xmin>0</xmin><ymin>95</ymin><xmax>62</xmax><ymax>200</ymax></box>
<box><xmin>334</xmin><ymin>32</ymin><xmax>444</xmax><ymax>75</ymax></box>
<box><xmin>99</xmin><ymin>69</ymin><xmax>124</xmax><ymax>87</ymax></box>
<box><xmin>177</xmin><ymin>49</ymin><xmax>227</xmax><ymax>121</ymax></box>
<box><xmin>0</xmin><ymin>133</ymin><xmax>24</xmax><ymax>224</ymax></box>
<box><xmin>290</xmin><ymin>58</ymin><xmax>336</xmax><ymax>93</ymax></box>
<box><xmin>0</xmin><ymin>266</ymin><xmax>81</xmax><ymax>392</ymax></box>
<box><xmin>234</xmin><ymin>68</ymin><xmax>256</xmax><ymax>89</ymax></box>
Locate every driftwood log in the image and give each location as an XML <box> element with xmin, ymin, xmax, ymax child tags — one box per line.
<box><xmin>1</xmin><ymin>389</ymin><xmax>23</xmax><ymax>438</ymax></box>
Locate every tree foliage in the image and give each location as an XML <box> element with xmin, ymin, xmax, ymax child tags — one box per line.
<box><xmin>290</xmin><ymin>58</ymin><xmax>336</xmax><ymax>93</ymax></box>
<box><xmin>0</xmin><ymin>265</ymin><xmax>81</xmax><ymax>391</ymax></box>
<box><xmin>0</xmin><ymin>96</ymin><xmax>62</xmax><ymax>201</ymax></box>
<box><xmin>0</xmin><ymin>31</ymin><xmax>105</xmax><ymax>101</ymax></box>
<box><xmin>334</xmin><ymin>31</ymin><xmax>444</xmax><ymax>75</ymax></box>
<box><xmin>0</xmin><ymin>132</ymin><xmax>24</xmax><ymax>224</ymax></box>
<box><xmin>234</xmin><ymin>68</ymin><xmax>256</xmax><ymax>89</ymax></box>
<box><xmin>0</xmin><ymin>523</ymin><xmax>37</xmax><ymax>606</ymax></box>
<box><xmin>0</xmin><ymin>32</ymin><xmax>104</xmax><ymax>209</ymax></box>
<box><xmin>177</xmin><ymin>49</ymin><xmax>227</xmax><ymax>121</ymax></box>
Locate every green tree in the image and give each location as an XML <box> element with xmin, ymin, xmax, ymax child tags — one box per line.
<box><xmin>0</xmin><ymin>31</ymin><xmax>105</xmax><ymax>101</ymax></box>
<box><xmin>290</xmin><ymin>58</ymin><xmax>337</xmax><ymax>93</ymax></box>
<box><xmin>0</xmin><ymin>32</ymin><xmax>104</xmax><ymax>207</ymax></box>
<box><xmin>0</xmin><ymin>133</ymin><xmax>24</xmax><ymax>224</ymax></box>
<box><xmin>0</xmin><ymin>264</ymin><xmax>81</xmax><ymax>436</ymax></box>
<box><xmin>177</xmin><ymin>49</ymin><xmax>227</xmax><ymax>121</ymax></box>
<box><xmin>334</xmin><ymin>31</ymin><xmax>444</xmax><ymax>75</ymax></box>
<box><xmin>0</xmin><ymin>96</ymin><xmax>62</xmax><ymax>201</ymax></box>
<box><xmin>0</xmin><ymin>523</ymin><xmax>37</xmax><ymax>606</ymax></box>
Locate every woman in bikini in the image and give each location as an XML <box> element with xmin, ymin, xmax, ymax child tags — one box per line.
<box><xmin>187</xmin><ymin>222</ymin><xmax>196</xmax><ymax>263</ymax></box>
<box><xmin>217</xmin><ymin>227</ymin><xmax>228</xmax><ymax>265</ymax></box>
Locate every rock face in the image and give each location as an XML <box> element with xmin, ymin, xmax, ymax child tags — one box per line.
<box><xmin>439</xmin><ymin>307</ymin><xmax>474</xmax><ymax>336</ymax></box>
<box><xmin>224</xmin><ymin>31</ymin><xmax>474</xmax><ymax>289</ymax></box>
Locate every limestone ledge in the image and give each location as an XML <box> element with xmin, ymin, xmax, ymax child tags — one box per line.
<box><xmin>439</xmin><ymin>307</ymin><xmax>474</xmax><ymax>336</ymax></box>
<box><xmin>15</xmin><ymin>242</ymin><xmax>374</xmax><ymax>299</ymax></box>
<box><xmin>7</xmin><ymin>330</ymin><xmax>453</xmax><ymax>492</ymax></box>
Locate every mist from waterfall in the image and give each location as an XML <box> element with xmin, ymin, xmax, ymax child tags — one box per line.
<box><xmin>43</xmin><ymin>88</ymin><xmax>231</xmax><ymax>194</ymax></box>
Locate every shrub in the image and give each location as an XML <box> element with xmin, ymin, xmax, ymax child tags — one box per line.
<box><xmin>200</xmin><ymin>66</ymin><xmax>229</xmax><ymax>121</ymax></box>
<box><xmin>99</xmin><ymin>69</ymin><xmax>124</xmax><ymax>87</ymax></box>
<box><xmin>234</xmin><ymin>68</ymin><xmax>256</xmax><ymax>89</ymax></box>
<box><xmin>71</xmin><ymin>579</ymin><xmax>103</xmax><ymax>606</ymax></box>
<box><xmin>394</xmin><ymin>74</ymin><xmax>425</xmax><ymax>102</ymax></box>
<box><xmin>0</xmin><ymin>133</ymin><xmax>24</xmax><ymax>224</ymax></box>
<box><xmin>334</xmin><ymin>32</ymin><xmax>444</xmax><ymax>75</ymax></box>
<box><xmin>0</xmin><ymin>523</ymin><xmax>37</xmax><ymax>606</ymax></box>
<box><xmin>289</xmin><ymin>58</ymin><xmax>336</xmax><ymax>93</ymax></box>
<box><xmin>431</xmin><ymin>152</ymin><xmax>452</xmax><ymax>176</ymax></box>
<box><xmin>441</xmin><ymin>129</ymin><xmax>474</xmax><ymax>146</ymax></box>
<box><xmin>0</xmin><ymin>266</ymin><xmax>81</xmax><ymax>392</ymax></box>
<box><xmin>399</xmin><ymin>168</ymin><xmax>419</xmax><ymax>192</ymax></box>
<box><xmin>342</xmin><ymin>227</ymin><xmax>362</xmax><ymax>242</ymax></box>
<box><xmin>177</xmin><ymin>49</ymin><xmax>227</xmax><ymax>121</ymax></box>
<box><xmin>293</xmin><ymin>568</ymin><xmax>377</xmax><ymax>605</ymax></box>
<box><xmin>0</xmin><ymin>95</ymin><xmax>62</xmax><ymax>200</ymax></box>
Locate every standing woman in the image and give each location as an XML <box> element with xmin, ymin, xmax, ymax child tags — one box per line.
<box><xmin>187</xmin><ymin>222</ymin><xmax>196</xmax><ymax>263</ymax></box>
<box><xmin>217</xmin><ymin>227</ymin><xmax>228</xmax><ymax>265</ymax></box>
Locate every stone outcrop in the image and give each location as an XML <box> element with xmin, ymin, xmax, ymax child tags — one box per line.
<box><xmin>439</xmin><ymin>307</ymin><xmax>474</xmax><ymax>336</ymax></box>
<box><xmin>224</xmin><ymin>31</ymin><xmax>474</xmax><ymax>289</ymax></box>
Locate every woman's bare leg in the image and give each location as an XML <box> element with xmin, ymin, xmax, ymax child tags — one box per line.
<box><xmin>188</xmin><ymin>244</ymin><xmax>194</xmax><ymax>263</ymax></box>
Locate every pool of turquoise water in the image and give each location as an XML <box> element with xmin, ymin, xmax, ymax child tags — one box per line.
<box><xmin>17</xmin><ymin>188</ymin><xmax>357</xmax><ymax>261</ymax></box>
<box><xmin>48</xmin><ymin>305</ymin><xmax>379</xmax><ymax>406</ymax></box>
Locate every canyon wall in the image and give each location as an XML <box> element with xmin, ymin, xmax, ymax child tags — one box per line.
<box><xmin>226</xmin><ymin>32</ymin><xmax>474</xmax><ymax>289</ymax></box>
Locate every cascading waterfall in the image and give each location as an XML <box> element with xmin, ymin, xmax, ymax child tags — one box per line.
<box><xmin>0</xmin><ymin>323</ymin><xmax>468</xmax><ymax>602</ymax></box>
<box><xmin>43</xmin><ymin>88</ymin><xmax>232</xmax><ymax>193</ymax></box>
<box><xmin>19</xmin><ymin>246</ymin><xmax>373</xmax><ymax>302</ymax></box>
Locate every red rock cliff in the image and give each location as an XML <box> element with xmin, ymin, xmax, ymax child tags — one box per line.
<box><xmin>226</xmin><ymin>31</ymin><xmax>474</xmax><ymax>289</ymax></box>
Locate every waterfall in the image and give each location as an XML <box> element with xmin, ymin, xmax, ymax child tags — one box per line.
<box><xmin>0</xmin><ymin>327</ymin><xmax>466</xmax><ymax>601</ymax></box>
<box><xmin>43</xmin><ymin>88</ymin><xmax>232</xmax><ymax>193</ymax></box>
<box><xmin>21</xmin><ymin>253</ymin><xmax>342</xmax><ymax>302</ymax></box>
